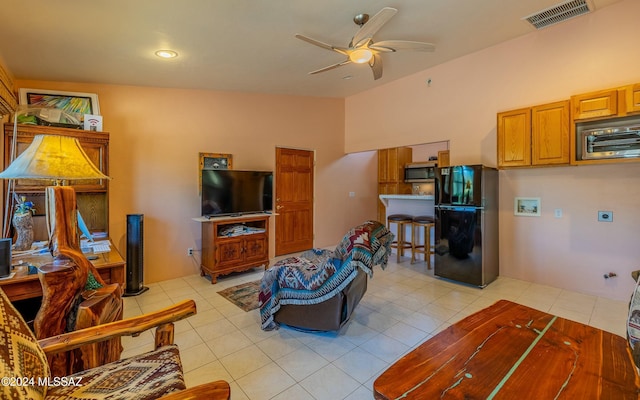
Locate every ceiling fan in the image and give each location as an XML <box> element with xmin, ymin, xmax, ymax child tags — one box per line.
<box><xmin>295</xmin><ymin>7</ymin><xmax>435</xmax><ymax>80</ymax></box>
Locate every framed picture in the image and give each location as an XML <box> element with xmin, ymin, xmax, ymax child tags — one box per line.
<box><xmin>199</xmin><ymin>153</ymin><xmax>232</xmax><ymax>171</ymax></box>
<box><xmin>18</xmin><ymin>88</ymin><xmax>100</xmax><ymax>115</ymax></box>
<box><xmin>514</xmin><ymin>197</ymin><xmax>541</xmax><ymax>216</ymax></box>
<box><xmin>199</xmin><ymin>153</ymin><xmax>232</xmax><ymax>194</ymax></box>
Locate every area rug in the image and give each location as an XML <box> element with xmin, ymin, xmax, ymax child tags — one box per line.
<box><xmin>217</xmin><ymin>280</ymin><xmax>261</xmax><ymax>312</ymax></box>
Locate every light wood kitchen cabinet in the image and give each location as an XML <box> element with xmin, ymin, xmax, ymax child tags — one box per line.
<box><xmin>571</xmin><ymin>84</ymin><xmax>640</xmax><ymax>121</ymax></box>
<box><xmin>378</xmin><ymin>147</ymin><xmax>412</xmax><ymax>183</ymax></box>
<box><xmin>570</xmin><ymin>83</ymin><xmax>640</xmax><ymax>165</ymax></box>
<box><xmin>497</xmin><ymin>100</ymin><xmax>570</xmax><ymax>168</ymax></box>
<box><xmin>626</xmin><ymin>83</ymin><xmax>640</xmax><ymax>114</ymax></box>
<box><xmin>497</xmin><ymin>107</ymin><xmax>531</xmax><ymax>167</ymax></box>
<box><xmin>437</xmin><ymin>150</ymin><xmax>450</xmax><ymax>167</ymax></box>
<box><xmin>571</xmin><ymin>89</ymin><xmax>618</xmax><ymax>121</ymax></box>
<box><xmin>377</xmin><ymin>147</ymin><xmax>412</xmax><ymax>222</ymax></box>
<box><xmin>531</xmin><ymin>101</ymin><xmax>570</xmax><ymax>165</ymax></box>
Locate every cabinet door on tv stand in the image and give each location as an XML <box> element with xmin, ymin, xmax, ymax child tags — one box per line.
<box><xmin>215</xmin><ymin>239</ymin><xmax>244</xmax><ymax>269</ymax></box>
<box><xmin>244</xmin><ymin>235</ymin><xmax>268</xmax><ymax>264</ymax></box>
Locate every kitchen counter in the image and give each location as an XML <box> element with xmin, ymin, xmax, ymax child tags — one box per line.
<box><xmin>379</xmin><ymin>194</ymin><xmax>435</xmax><ymax>217</ymax></box>
<box><xmin>378</xmin><ymin>194</ymin><xmax>435</xmax><ymax>263</ymax></box>
<box><xmin>379</xmin><ymin>194</ymin><xmax>434</xmax><ymax>202</ymax></box>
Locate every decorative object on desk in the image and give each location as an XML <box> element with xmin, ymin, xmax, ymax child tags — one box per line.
<box><xmin>514</xmin><ymin>197</ymin><xmax>541</xmax><ymax>216</ymax></box>
<box><xmin>217</xmin><ymin>280</ymin><xmax>261</xmax><ymax>312</ymax></box>
<box><xmin>12</xmin><ymin>195</ymin><xmax>36</xmax><ymax>251</ymax></box>
<box><xmin>0</xmin><ymin>133</ymin><xmax>119</xmax><ymax>376</ymax></box>
<box><xmin>83</xmin><ymin>114</ymin><xmax>103</xmax><ymax>131</ymax></box>
<box><xmin>11</xmin><ymin>211</ymin><xmax>34</xmax><ymax>251</ymax></box>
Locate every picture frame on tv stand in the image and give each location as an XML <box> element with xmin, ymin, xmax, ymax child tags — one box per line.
<box><xmin>199</xmin><ymin>152</ymin><xmax>232</xmax><ymax>195</ymax></box>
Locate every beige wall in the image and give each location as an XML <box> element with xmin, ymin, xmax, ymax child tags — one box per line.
<box><xmin>344</xmin><ymin>0</ymin><xmax>640</xmax><ymax>300</ymax></box>
<box><xmin>12</xmin><ymin>81</ymin><xmax>378</xmax><ymax>283</ymax></box>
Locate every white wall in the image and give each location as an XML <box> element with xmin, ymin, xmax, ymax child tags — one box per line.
<box><xmin>344</xmin><ymin>0</ymin><xmax>640</xmax><ymax>300</ymax></box>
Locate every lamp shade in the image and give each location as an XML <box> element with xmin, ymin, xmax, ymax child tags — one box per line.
<box><xmin>0</xmin><ymin>134</ymin><xmax>109</xmax><ymax>181</ymax></box>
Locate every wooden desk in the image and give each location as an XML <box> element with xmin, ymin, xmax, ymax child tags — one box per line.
<box><xmin>374</xmin><ymin>300</ymin><xmax>640</xmax><ymax>399</ymax></box>
<box><xmin>0</xmin><ymin>244</ymin><xmax>125</xmax><ymax>302</ymax></box>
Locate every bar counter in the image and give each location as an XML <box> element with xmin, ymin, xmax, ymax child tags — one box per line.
<box><xmin>379</xmin><ymin>195</ymin><xmax>435</xmax><ymax>262</ymax></box>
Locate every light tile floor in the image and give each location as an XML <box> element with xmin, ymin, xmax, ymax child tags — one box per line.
<box><xmin>122</xmin><ymin>255</ymin><xmax>630</xmax><ymax>400</ymax></box>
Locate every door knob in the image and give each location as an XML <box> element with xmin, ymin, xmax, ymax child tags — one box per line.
<box><xmin>276</xmin><ymin>205</ymin><xmax>284</xmax><ymax>210</ymax></box>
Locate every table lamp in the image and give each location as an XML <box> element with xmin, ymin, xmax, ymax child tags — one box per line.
<box><xmin>0</xmin><ymin>134</ymin><xmax>110</xmax><ymax>258</ymax></box>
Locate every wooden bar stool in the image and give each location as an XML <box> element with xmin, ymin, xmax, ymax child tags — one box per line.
<box><xmin>411</xmin><ymin>215</ymin><xmax>435</xmax><ymax>268</ymax></box>
<box><xmin>387</xmin><ymin>214</ymin><xmax>413</xmax><ymax>263</ymax></box>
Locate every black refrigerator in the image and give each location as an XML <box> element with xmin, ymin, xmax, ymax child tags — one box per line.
<box><xmin>434</xmin><ymin>165</ymin><xmax>499</xmax><ymax>287</ymax></box>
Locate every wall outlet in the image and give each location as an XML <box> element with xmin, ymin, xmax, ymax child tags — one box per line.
<box><xmin>187</xmin><ymin>248</ymin><xmax>193</xmax><ymax>256</ymax></box>
<box><xmin>598</xmin><ymin>211</ymin><xmax>612</xmax><ymax>222</ymax></box>
<box><xmin>554</xmin><ymin>208</ymin><xmax>562</xmax><ymax>218</ymax></box>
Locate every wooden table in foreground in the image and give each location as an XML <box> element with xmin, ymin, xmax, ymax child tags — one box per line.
<box><xmin>374</xmin><ymin>299</ymin><xmax>640</xmax><ymax>399</ymax></box>
<box><xmin>0</xmin><ymin>243</ymin><xmax>125</xmax><ymax>302</ymax></box>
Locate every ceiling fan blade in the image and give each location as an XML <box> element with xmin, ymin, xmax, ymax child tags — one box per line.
<box><xmin>370</xmin><ymin>40</ymin><xmax>436</xmax><ymax>52</ymax></box>
<box><xmin>351</xmin><ymin>7</ymin><xmax>397</xmax><ymax>48</ymax></box>
<box><xmin>295</xmin><ymin>34</ymin><xmax>348</xmax><ymax>55</ymax></box>
<box><xmin>369</xmin><ymin>53</ymin><xmax>383</xmax><ymax>80</ymax></box>
<box><xmin>309</xmin><ymin>59</ymin><xmax>351</xmax><ymax>75</ymax></box>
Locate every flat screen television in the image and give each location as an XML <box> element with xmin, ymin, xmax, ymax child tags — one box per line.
<box><xmin>201</xmin><ymin>170</ymin><xmax>273</xmax><ymax>217</ymax></box>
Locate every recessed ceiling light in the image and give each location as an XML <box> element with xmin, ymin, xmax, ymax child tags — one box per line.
<box><xmin>155</xmin><ymin>50</ymin><xmax>178</xmax><ymax>59</ymax></box>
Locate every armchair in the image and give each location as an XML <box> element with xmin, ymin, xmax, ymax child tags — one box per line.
<box><xmin>260</xmin><ymin>220</ymin><xmax>393</xmax><ymax>331</ymax></box>
<box><xmin>0</xmin><ymin>287</ymin><xmax>230</xmax><ymax>400</ymax></box>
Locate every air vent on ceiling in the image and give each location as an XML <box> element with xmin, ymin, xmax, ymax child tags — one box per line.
<box><xmin>522</xmin><ymin>0</ymin><xmax>594</xmax><ymax>30</ymax></box>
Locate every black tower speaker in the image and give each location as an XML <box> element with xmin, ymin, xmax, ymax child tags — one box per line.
<box><xmin>124</xmin><ymin>214</ymin><xmax>148</xmax><ymax>296</ymax></box>
<box><xmin>0</xmin><ymin>238</ymin><xmax>11</xmax><ymax>278</ymax></box>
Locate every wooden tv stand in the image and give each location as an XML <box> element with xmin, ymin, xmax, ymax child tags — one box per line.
<box><xmin>200</xmin><ymin>214</ymin><xmax>270</xmax><ymax>284</ymax></box>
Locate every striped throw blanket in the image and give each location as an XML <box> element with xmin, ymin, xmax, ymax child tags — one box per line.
<box><xmin>259</xmin><ymin>220</ymin><xmax>393</xmax><ymax>330</ymax></box>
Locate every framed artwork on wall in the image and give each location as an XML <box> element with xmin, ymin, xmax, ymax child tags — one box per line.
<box><xmin>199</xmin><ymin>153</ymin><xmax>232</xmax><ymax>171</ymax></box>
<box><xmin>18</xmin><ymin>88</ymin><xmax>100</xmax><ymax>115</ymax></box>
<box><xmin>199</xmin><ymin>152</ymin><xmax>232</xmax><ymax>194</ymax></box>
<box><xmin>514</xmin><ymin>197</ymin><xmax>541</xmax><ymax>216</ymax></box>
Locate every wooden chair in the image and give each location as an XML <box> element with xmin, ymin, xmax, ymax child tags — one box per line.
<box><xmin>0</xmin><ymin>286</ymin><xmax>230</xmax><ymax>400</ymax></box>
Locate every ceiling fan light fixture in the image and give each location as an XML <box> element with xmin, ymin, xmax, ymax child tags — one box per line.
<box><xmin>155</xmin><ymin>49</ymin><xmax>178</xmax><ymax>59</ymax></box>
<box><xmin>349</xmin><ymin>48</ymin><xmax>373</xmax><ymax>64</ymax></box>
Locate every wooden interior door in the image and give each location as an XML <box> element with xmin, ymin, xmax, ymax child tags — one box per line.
<box><xmin>275</xmin><ymin>147</ymin><xmax>314</xmax><ymax>256</ymax></box>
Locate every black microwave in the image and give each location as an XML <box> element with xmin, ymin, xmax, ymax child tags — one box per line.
<box><xmin>404</xmin><ymin>163</ymin><xmax>437</xmax><ymax>182</ymax></box>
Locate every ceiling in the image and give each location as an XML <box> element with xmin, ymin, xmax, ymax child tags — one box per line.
<box><xmin>0</xmin><ymin>0</ymin><xmax>622</xmax><ymax>98</ymax></box>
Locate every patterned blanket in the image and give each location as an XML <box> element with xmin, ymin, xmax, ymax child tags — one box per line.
<box><xmin>259</xmin><ymin>220</ymin><xmax>393</xmax><ymax>330</ymax></box>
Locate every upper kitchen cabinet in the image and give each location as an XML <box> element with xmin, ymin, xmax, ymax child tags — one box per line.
<box><xmin>378</xmin><ymin>147</ymin><xmax>412</xmax><ymax>183</ymax></box>
<box><xmin>437</xmin><ymin>150</ymin><xmax>450</xmax><ymax>167</ymax></box>
<box><xmin>626</xmin><ymin>83</ymin><xmax>640</xmax><ymax>114</ymax></box>
<box><xmin>571</xmin><ymin>89</ymin><xmax>618</xmax><ymax>121</ymax></box>
<box><xmin>377</xmin><ymin>147</ymin><xmax>412</xmax><ymax>222</ymax></box>
<box><xmin>497</xmin><ymin>100</ymin><xmax>570</xmax><ymax>168</ymax></box>
<box><xmin>570</xmin><ymin>83</ymin><xmax>640</xmax><ymax>166</ymax></box>
<box><xmin>497</xmin><ymin>107</ymin><xmax>530</xmax><ymax>167</ymax></box>
<box><xmin>571</xmin><ymin>84</ymin><xmax>640</xmax><ymax>122</ymax></box>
